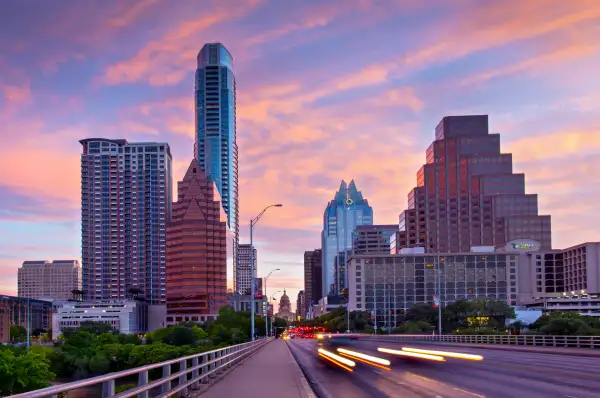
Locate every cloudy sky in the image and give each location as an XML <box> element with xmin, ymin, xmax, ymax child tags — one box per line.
<box><xmin>1</xmin><ymin>0</ymin><xmax>600</xmax><ymax>308</ymax></box>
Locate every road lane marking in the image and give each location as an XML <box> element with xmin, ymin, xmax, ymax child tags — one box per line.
<box><xmin>405</xmin><ymin>372</ymin><xmax>485</xmax><ymax>397</ymax></box>
<box><xmin>483</xmin><ymin>361</ymin><xmax>600</xmax><ymax>382</ymax></box>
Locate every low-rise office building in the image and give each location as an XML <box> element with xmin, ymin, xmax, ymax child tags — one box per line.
<box><xmin>0</xmin><ymin>295</ymin><xmax>53</xmax><ymax>343</ymax></box>
<box><xmin>347</xmin><ymin>239</ymin><xmax>600</xmax><ymax>327</ymax></box>
<box><xmin>52</xmin><ymin>300</ymin><xmax>147</xmax><ymax>338</ymax></box>
<box><xmin>524</xmin><ymin>293</ymin><xmax>600</xmax><ymax>317</ymax></box>
<box><xmin>18</xmin><ymin>260</ymin><xmax>81</xmax><ymax>301</ymax></box>
<box><xmin>228</xmin><ymin>294</ymin><xmax>268</xmax><ymax>316</ymax></box>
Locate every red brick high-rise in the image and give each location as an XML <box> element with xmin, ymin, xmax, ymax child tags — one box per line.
<box><xmin>165</xmin><ymin>161</ymin><xmax>230</xmax><ymax>325</ymax></box>
<box><xmin>397</xmin><ymin>115</ymin><xmax>551</xmax><ymax>253</ymax></box>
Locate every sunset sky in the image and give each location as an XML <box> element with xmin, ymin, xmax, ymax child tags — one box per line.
<box><xmin>1</xmin><ymin>0</ymin><xmax>600</xmax><ymax>309</ymax></box>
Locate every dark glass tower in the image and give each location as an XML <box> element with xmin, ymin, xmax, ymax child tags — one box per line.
<box><xmin>321</xmin><ymin>180</ymin><xmax>373</xmax><ymax>297</ymax></box>
<box><xmin>396</xmin><ymin>115</ymin><xmax>551</xmax><ymax>253</ymax></box>
<box><xmin>194</xmin><ymin>43</ymin><xmax>239</xmax><ymax>288</ymax></box>
<box><xmin>303</xmin><ymin>249</ymin><xmax>322</xmax><ymax>317</ymax></box>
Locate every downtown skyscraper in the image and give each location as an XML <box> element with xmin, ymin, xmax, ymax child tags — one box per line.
<box><xmin>165</xmin><ymin>161</ymin><xmax>230</xmax><ymax>324</ymax></box>
<box><xmin>80</xmin><ymin>139</ymin><xmax>172</xmax><ymax>304</ymax></box>
<box><xmin>237</xmin><ymin>244</ymin><xmax>257</xmax><ymax>295</ymax></box>
<box><xmin>321</xmin><ymin>180</ymin><xmax>373</xmax><ymax>297</ymax></box>
<box><xmin>396</xmin><ymin>115</ymin><xmax>551</xmax><ymax>253</ymax></box>
<box><xmin>194</xmin><ymin>43</ymin><xmax>240</xmax><ymax>291</ymax></box>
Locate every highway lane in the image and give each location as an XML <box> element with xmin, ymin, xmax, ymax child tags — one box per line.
<box><xmin>287</xmin><ymin>337</ymin><xmax>600</xmax><ymax>398</ymax></box>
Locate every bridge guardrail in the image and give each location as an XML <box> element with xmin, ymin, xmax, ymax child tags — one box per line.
<box><xmin>9</xmin><ymin>338</ymin><xmax>272</xmax><ymax>398</ymax></box>
<box><xmin>352</xmin><ymin>334</ymin><xmax>600</xmax><ymax>349</ymax></box>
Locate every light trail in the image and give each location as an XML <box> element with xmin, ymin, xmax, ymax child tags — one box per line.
<box><xmin>378</xmin><ymin>347</ymin><xmax>446</xmax><ymax>362</ymax></box>
<box><xmin>337</xmin><ymin>348</ymin><xmax>391</xmax><ymax>367</ymax></box>
<box><xmin>318</xmin><ymin>353</ymin><xmax>354</xmax><ymax>372</ymax></box>
<box><xmin>402</xmin><ymin>347</ymin><xmax>483</xmax><ymax>361</ymax></box>
<box><xmin>318</xmin><ymin>348</ymin><xmax>356</xmax><ymax>367</ymax></box>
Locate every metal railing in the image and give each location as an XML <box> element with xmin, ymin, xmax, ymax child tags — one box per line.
<box><xmin>9</xmin><ymin>338</ymin><xmax>272</xmax><ymax>398</ymax></box>
<box><xmin>353</xmin><ymin>334</ymin><xmax>600</xmax><ymax>349</ymax></box>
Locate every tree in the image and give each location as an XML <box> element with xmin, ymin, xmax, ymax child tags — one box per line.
<box><xmin>406</xmin><ymin>303</ymin><xmax>438</xmax><ymax>325</ymax></box>
<box><xmin>508</xmin><ymin>320</ymin><xmax>528</xmax><ymax>332</ymax></box>
<box><xmin>209</xmin><ymin>324</ymin><xmax>232</xmax><ymax>345</ymax></box>
<box><xmin>10</xmin><ymin>326</ymin><xmax>26</xmax><ymax>343</ymax></box>
<box><xmin>392</xmin><ymin>320</ymin><xmax>433</xmax><ymax>334</ymax></box>
<box><xmin>78</xmin><ymin>321</ymin><xmax>116</xmax><ymax>335</ymax></box>
<box><xmin>31</xmin><ymin>328</ymin><xmax>46</xmax><ymax>337</ymax></box>
<box><xmin>163</xmin><ymin>326</ymin><xmax>196</xmax><ymax>346</ymax></box>
<box><xmin>443</xmin><ymin>298</ymin><xmax>515</xmax><ymax>332</ymax></box>
<box><xmin>0</xmin><ymin>349</ymin><xmax>56</xmax><ymax>395</ymax></box>
<box><xmin>540</xmin><ymin>318</ymin><xmax>592</xmax><ymax>335</ymax></box>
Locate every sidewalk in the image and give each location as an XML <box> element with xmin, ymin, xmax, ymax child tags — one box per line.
<box><xmin>199</xmin><ymin>339</ymin><xmax>315</xmax><ymax>397</ymax></box>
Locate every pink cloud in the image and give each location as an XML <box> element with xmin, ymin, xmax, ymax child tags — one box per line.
<box><xmin>0</xmin><ymin>120</ymin><xmax>83</xmax><ymax>208</ymax></box>
<box><xmin>1</xmin><ymin>82</ymin><xmax>31</xmax><ymax>105</ymax></box>
<box><xmin>506</xmin><ymin>127</ymin><xmax>600</xmax><ymax>162</ymax></box>
<box><xmin>99</xmin><ymin>0</ymin><xmax>264</xmax><ymax>86</ymax></box>
<box><xmin>407</xmin><ymin>0</ymin><xmax>600</xmax><ymax>67</ymax></box>
<box><xmin>459</xmin><ymin>42</ymin><xmax>600</xmax><ymax>86</ymax></box>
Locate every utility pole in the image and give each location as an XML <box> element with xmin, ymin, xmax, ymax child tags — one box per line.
<box><xmin>249</xmin><ymin>204</ymin><xmax>282</xmax><ymax>341</ymax></box>
<box><xmin>388</xmin><ymin>288</ymin><xmax>392</xmax><ymax>334</ymax></box>
<box><xmin>437</xmin><ymin>252</ymin><xmax>442</xmax><ymax>336</ymax></box>
<box><xmin>27</xmin><ymin>298</ymin><xmax>31</xmax><ymax>350</ymax></box>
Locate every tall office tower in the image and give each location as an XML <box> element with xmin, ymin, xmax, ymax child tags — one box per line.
<box><xmin>396</xmin><ymin>115</ymin><xmax>551</xmax><ymax>253</ymax></box>
<box><xmin>237</xmin><ymin>244</ymin><xmax>257</xmax><ymax>294</ymax></box>
<box><xmin>321</xmin><ymin>180</ymin><xmax>373</xmax><ymax>297</ymax></box>
<box><xmin>304</xmin><ymin>249</ymin><xmax>322</xmax><ymax>316</ymax></box>
<box><xmin>296</xmin><ymin>290</ymin><xmax>305</xmax><ymax>320</ymax></box>
<box><xmin>352</xmin><ymin>225</ymin><xmax>398</xmax><ymax>255</ymax></box>
<box><xmin>165</xmin><ymin>161</ymin><xmax>230</xmax><ymax>324</ymax></box>
<box><xmin>18</xmin><ymin>260</ymin><xmax>82</xmax><ymax>300</ymax></box>
<box><xmin>194</xmin><ymin>43</ymin><xmax>239</xmax><ymax>289</ymax></box>
<box><xmin>80</xmin><ymin>139</ymin><xmax>172</xmax><ymax>304</ymax></box>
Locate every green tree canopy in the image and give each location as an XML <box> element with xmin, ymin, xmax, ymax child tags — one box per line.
<box><xmin>0</xmin><ymin>349</ymin><xmax>55</xmax><ymax>395</ymax></box>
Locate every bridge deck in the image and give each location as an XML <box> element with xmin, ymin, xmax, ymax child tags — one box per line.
<box><xmin>198</xmin><ymin>339</ymin><xmax>314</xmax><ymax>397</ymax></box>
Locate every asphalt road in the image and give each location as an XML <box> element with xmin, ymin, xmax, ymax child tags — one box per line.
<box><xmin>287</xmin><ymin>337</ymin><xmax>600</xmax><ymax>398</ymax></box>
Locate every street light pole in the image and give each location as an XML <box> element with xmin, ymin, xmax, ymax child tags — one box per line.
<box><xmin>437</xmin><ymin>252</ymin><xmax>442</xmax><ymax>336</ymax></box>
<box><xmin>250</xmin><ymin>204</ymin><xmax>283</xmax><ymax>341</ymax></box>
<box><xmin>270</xmin><ymin>291</ymin><xmax>281</xmax><ymax>337</ymax></box>
<box><xmin>264</xmin><ymin>268</ymin><xmax>280</xmax><ymax>337</ymax></box>
<box><xmin>27</xmin><ymin>298</ymin><xmax>31</xmax><ymax>350</ymax></box>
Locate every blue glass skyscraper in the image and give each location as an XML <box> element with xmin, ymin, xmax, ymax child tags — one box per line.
<box><xmin>194</xmin><ymin>43</ymin><xmax>239</xmax><ymax>289</ymax></box>
<box><xmin>321</xmin><ymin>180</ymin><xmax>373</xmax><ymax>298</ymax></box>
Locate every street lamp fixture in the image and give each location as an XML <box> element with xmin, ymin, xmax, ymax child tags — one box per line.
<box><xmin>250</xmin><ymin>204</ymin><xmax>283</xmax><ymax>341</ymax></box>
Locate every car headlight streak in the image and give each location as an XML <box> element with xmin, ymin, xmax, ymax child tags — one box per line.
<box><xmin>337</xmin><ymin>348</ymin><xmax>391</xmax><ymax>366</ymax></box>
<box><xmin>401</xmin><ymin>347</ymin><xmax>483</xmax><ymax>361</ymax></box>
<box><xmin>377</xmin><ymin>347</ymin><xmax>446</xmax><ymax>362</ymax></box>
<box><xmin>318</xmin><ymin>348</ymin><xmax>356</xmax><ymax>369</ymax></box>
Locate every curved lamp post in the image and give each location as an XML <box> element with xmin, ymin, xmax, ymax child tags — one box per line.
<box><xmin>270</xmin><ymin>291</ymin><xmax>282</xmax><ymax>337</ymax></box>
<box><xmin>264</xmin><ymin>268</ymin><xmax>280</xmax><ymax>337</ymax></box>
<box><xmin>250</xmin><ymin>204</ymin><xmax>283</xmax><ymax>341</ymax></box>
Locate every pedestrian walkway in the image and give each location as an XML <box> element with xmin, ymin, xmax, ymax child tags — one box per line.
<box><xmin>199</xmin><ymin>339</ymin><xmax>315</xmax><ymax>397</ymax></box>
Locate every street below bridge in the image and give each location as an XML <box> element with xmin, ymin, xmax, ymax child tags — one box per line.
<box><xmin>287</xmin><ymin>337</ymin><xmax>600</xmax><ymax>398</ymax></box>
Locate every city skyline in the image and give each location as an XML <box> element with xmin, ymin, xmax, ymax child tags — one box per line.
<box><xmin>2</xmin><ymin>1</ymin><xmax>600</xmax><ymax>307</ymax></box>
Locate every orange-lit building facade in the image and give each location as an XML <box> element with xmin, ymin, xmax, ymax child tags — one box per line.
<box><xmin>396</xmin><ymin>115</ymin><xmax>551</xmax><ymax>253</ymax></box>
<box><xmin>165</xmin><ymin>161</ymin><xmax>230</xmax><ymax>325</ymax></box>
